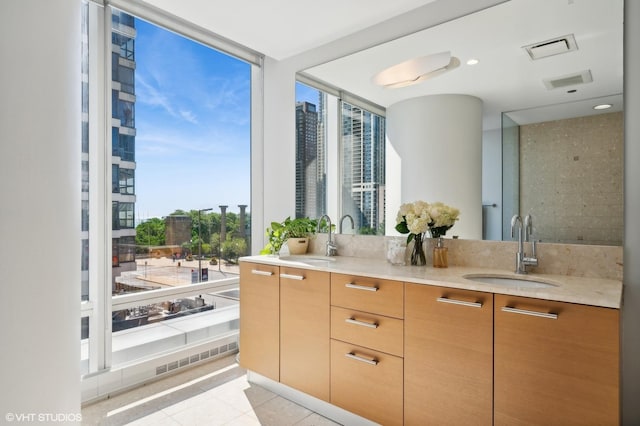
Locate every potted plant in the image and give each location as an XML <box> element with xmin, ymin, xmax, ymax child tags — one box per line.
<box><xmin>261</xmin><ymin>216</ymin><xmax>318</xmax><ymax>255</ymax></box>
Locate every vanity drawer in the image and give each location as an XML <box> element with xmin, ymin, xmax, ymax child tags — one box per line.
<box><xmin>330</xmin><ymin>339</ymin><xmax>403</xmax><ymax>426</ymax></box>
<box><xmin>331</xmin><ymin>273</ymin><xmax>404</xmax><ymax>319</ymax></box>
<box><xmin>331</xmin><ymin>306</ymin><xmax>403</xmax><ymax>357</ymax></box>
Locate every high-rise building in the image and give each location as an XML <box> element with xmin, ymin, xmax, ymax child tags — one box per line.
<box><xmin>295</xmin><ymin>101</ymin><xmax>322</xmax><ymax>218</ymax></box>
<box><xmin>341</xmin><ymin>102</ymin><xmax>386</xmax><ymax>233</ymax></box>
<box><xmin>110</xmin><ymin>10</ymin><xmax>137</xmax><ymax>287</ymax></box>
<box><xmin>316</xmin><ymin>95</ymin><xmax>328</xmax><ymax>216</ymax></box>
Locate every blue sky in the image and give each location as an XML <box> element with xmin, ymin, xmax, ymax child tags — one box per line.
<box><xmin>295</xmin><ymin>82</ymin><xmax>320</xmax><ymax>105</ymax></box>
<box><xmin>133</xmin><ymin>18</ymin><xmax>251</xmax><ymax>220</ymax></box>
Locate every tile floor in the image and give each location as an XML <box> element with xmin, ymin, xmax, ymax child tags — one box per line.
<box><xmin>81</xmin><ymin>354</ymin><xmax>340</xmax><ymax>425</ymax></box>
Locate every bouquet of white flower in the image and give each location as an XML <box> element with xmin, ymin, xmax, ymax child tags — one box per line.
<box><xmin>395</xmin><ymin>200</ymin><xmax>460</xmax><ymax>242</ymax></box>
<box><xmin>426</xmin><ymin>201</ymin><xmax>461</xmax><ymax>238</ymax></box>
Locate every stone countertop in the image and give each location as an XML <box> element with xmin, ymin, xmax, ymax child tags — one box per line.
<box><xmin>240</xmin><ymin>254</ymin><xmax>623</xmax><ymax>309</ymax></box>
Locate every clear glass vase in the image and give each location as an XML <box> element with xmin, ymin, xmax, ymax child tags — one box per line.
<box><xmin>410</xmin><ymin>233</ymin><xmax>426</xmax><ymax>266</ymax></box>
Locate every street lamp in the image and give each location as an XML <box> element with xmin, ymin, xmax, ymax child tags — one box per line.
<box><xmin>198</xmin><ymin>208</ymin><xmax>213</xmax><ymax>282</ymax></box>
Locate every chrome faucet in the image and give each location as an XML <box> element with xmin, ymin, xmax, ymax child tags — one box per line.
<box><xmin>339</xmin><ymin>214</ymin><xmax>355</xmax><ymax>234</ymax></box>
<box><xmin>318</xmin><ymin>214</ymin><xmax>337</xmax><ymax>256</ymax></box>
<box><xmin>510</xmin><ymin>214</ymin><xmax>538</xmax><ymax>274</ymax></box>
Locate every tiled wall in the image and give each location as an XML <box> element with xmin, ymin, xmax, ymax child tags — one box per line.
<box><xmin>519</xmin><ymin>112</ymin><xmax>623</xmax><ymax>245</ymax></box>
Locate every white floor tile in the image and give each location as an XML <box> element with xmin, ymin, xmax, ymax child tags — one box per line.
<box><xmin>81</xmin><ymin>355</ymin><xmax>335</xmax><ymax>426</ymax></box>
<box><xmin>252</xmin><ymin>396</ymin><xmax>314</xmax><ymax>426</ymax></box>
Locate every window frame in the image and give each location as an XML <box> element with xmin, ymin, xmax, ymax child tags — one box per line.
<box><xmin>81</xmin><ymin>0</ymin><xmax>263</xmax><ymax>378</ymax></box>
<box><xmin>295</xmin><ymin>74</ymin><xmax>386</xmax><ymax>233</ymax></box>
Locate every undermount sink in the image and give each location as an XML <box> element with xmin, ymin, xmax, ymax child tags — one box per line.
<box><xmin>463</xmin><ymin>274</ymin><xmax>558</xmax><ymax>289</ymax></box>
<box><xmin>279</xmin><ymin>255</ymin><xmax>336</xmax><ymax>266</ymax></box>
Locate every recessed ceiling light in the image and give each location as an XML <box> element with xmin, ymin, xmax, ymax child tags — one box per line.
<box><xmin>372</xmin><ymin>51</ymin><xmax>460</xmax><ymax>88</ymax></box>
<box><xmin>466</xmin><ymin>58</ymin><xmax>479</xmax><ymax>65</ymax></box>
<box><xmin>593</xmin><ymin>104</ymin><xmax>612</xmax><ymax>110</ymax></box>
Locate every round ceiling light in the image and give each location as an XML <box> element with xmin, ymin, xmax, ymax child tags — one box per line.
<box><xmin>593</xmin><ymin>103</ymin><xmax>612</xmax><ymax>110</ymax></box>
<box><xmin>372</xmin><ymin>51</ymin><xmax>460</xmax><ymax>88</ymax></box>
<box><xmin>466</xmin><ymin>58</ymin><xmax>479</xmax><ymax>65</ymax></box>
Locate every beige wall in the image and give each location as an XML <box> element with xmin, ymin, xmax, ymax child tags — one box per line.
<box><xmin>519</xmin><ymin>112</ymin><xmax>623</xmax><ymax>245</ymax></box>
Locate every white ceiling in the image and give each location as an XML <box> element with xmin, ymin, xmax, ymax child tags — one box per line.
<box><xmin>303</xmin><ymin>0</ymin><xmax>623</xmax><ymax>130</ymax></box>
<box><xmin>140</xmin><ymin>0</ymin><xmax>438</xmax><ymax>60</ymax></box>
<box><xmin>141</xmin><ymin>0</ymin><xmax>623</xmax><ymax>130</ymax></box>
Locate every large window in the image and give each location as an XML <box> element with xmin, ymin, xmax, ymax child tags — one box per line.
<box><xmin>295</xmin><ymin>81</ymin><xmax>385</xmax><ymax>234</ymax></box>
<box><xmin>81</xmin><ymin>2</ymin><xmax>256</xmax><ymax>381</ymax></box>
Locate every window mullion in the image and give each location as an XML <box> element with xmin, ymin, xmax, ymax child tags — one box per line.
<box><xmin>326</xmin><ymin>96</ymin><xmax>340</xmax><ymax>221</ymax></box>
<box><xmin>85</xmin><ymin>0</ymin><xmax>110</xmax><ymax>374</ymax></box>
<box><xmin>101</xmin><ymin>3</ymin><xmax>114</xmax><ymax>370</ymax></box>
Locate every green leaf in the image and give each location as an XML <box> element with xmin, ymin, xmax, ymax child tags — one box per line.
<box><xmin>406</xmin><ymin>233</ymin><xmax>415</xmax><ymax>244</ymax></box>
<box><xmin>395</xmin><ymin>221</ymin><xmax>409</xmax><ymax>234</ymax></box>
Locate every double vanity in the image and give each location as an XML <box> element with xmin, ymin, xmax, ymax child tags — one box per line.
<box><xmin>238</xmin><ymin>240</ymin><xmax>622</xmax><ymax>425</ymax></box>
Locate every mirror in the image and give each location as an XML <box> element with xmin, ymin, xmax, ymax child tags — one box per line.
<box><xmin>299</xmin><ymin>0</ymin><xmax>623</xmax><ymax>245</ymax></box>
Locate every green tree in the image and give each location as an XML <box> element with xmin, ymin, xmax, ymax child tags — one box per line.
<box><xmin>187</xmin><ymin>210</ymin><xmax>215</xmax><ymax>247</ymax></box>
<box><xmin>221</xmin><ymin>236</ymin><xmax>248</xmax><ymax>263</ymax></box>
<box><xmin>135</xmin><ymin>217</ymin><xmax>165</xmax><ymax>247</ymax></box>
<box><xmin>210</xmin><ymin>232</ymin><xmax>221</xmax><ymax>256</ymax></box>
<box><xmin>162</xmin><ymin>208</ymin><xmax>250</xmax><ymax>255</ymax></box>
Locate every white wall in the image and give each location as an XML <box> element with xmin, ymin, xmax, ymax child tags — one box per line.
<box><xmin>255</xmin><ymin>58</ymin><xmax>297</xmax><ymax>253</ymax></box>
<box><xmin>623</xmin><ymin>0</ymin><xmax>640</xmax><ymax>423</ymax></box>
<box><xmin>0</xmin><ymin>0</ymin><xmax>81</xmax><ymax>418</ymax></box>
<box><xmin>386</xmin><ymin>95</ymin><xmax>483</xmax><ymax>240</ymax></box>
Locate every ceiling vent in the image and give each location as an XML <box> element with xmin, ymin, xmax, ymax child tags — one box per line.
<box><xmin>523</xmin><ymin>34</ymin><xmax>578</xmax><ymax>60</ymax></box>
<box><xmin>543</xmin><ymin>70</ymin><xmax>593</xmax><ymax>90</ymax></box>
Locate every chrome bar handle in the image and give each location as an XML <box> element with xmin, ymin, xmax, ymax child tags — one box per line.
<box><xmin>345</xmin><ymin>317</ymin><xmax>379</xmax><ymax>329</ymax></box>
<box><xmin>280</xmin><ymin>273</ymin><xmax>305</xmax><ymax>281</ymax></box>
<box><xmin>501</xmin><ymin>306</ymin><xmax>558</xmax><ymax>320</ymax></box>
<box><xmin>345</xmin><ymin>283</ymin><xmax>378</xmax><ymax>292</ymax></box>
<box><xmin>437</xmin><ymin>297</ymin><xmax>482</xmax><ymax>308</ymax></box>
<box><xmin>345</xmin><ymin>352</ymin><xmax>378</xmax><ymax>365</ymax></box>
<box><xmin>251</xmin><ymin>269</ymin><xmax>273</xmax><ymax>276</ymax></box>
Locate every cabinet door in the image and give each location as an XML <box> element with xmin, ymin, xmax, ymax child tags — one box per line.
<box><xmin>280</xmin><ymin>267</ymin><xmax>330</xmax><ymax>401</ymax></box>
<box><xmin>331</xmin><ymin>339</ymin><xmax>403</xmax><ymax>426</ymax></box>
<box><xmin>404</xmin><ymin>284</ymin><xmax>493</xmax><ymax>426</ymax></box>
<box><xmin>494</xmin><ymin>294</ymin><xmax>620</xmax><ymax>426</ymax></box>
<box><xmin>239</xmin><ymin>262</ymin><xmax>280</xmax><ymax>381</ymax></box>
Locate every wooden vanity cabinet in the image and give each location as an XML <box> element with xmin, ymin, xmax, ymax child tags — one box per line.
<box><xmin>240</xmin><ymin>259</ymin><xmax>620</xmax><ymax>426</ymax></box>
<box><xmin>280</xmin><ymin>267</ymin><xmax>330</xmax><ymax>401</ymax></box>
<box><xmin>330</xmin><ymin>273</ymin><xmax>404</xmax><ymax>425</ymax></box>
<box><xmin>404</xmin><ymin>284</ymin><xmax>494</xmax><ymax>426</ymax></box>
<box><xmin>494</xmin><ymin>294</ymin><xmax>620</xmax><ymax>426</ymax></box>
<box><xmin>239</xmin><ymin>262</ymin><xmax>280</xmax><ymax>381</ymax></box>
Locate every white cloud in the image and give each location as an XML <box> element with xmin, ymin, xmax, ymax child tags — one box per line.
<box><xmin>136</xmin><ymin>73</ymin><xmax>175</xmax><ymax>114</ymax></box>
<box><xmin>179</xmin><ymin>109</ymin><xmax>198</xmax><ymax>124</ymax></box>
